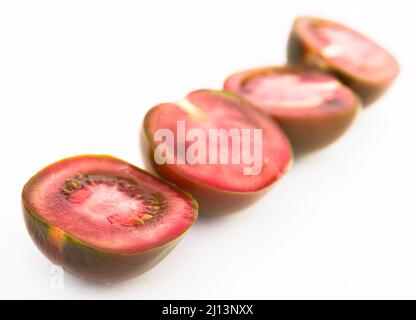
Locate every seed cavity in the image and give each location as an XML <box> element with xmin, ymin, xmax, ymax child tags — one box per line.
<box><xmin>61</xmin><ymin>174</ymin><xmax>167</xmax><ymax>227</ymax></box>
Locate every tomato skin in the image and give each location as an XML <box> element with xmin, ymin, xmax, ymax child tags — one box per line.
<box><xmin>23</xmin><ymin>205</ymin><xmax>180</xmax><ymax>282</ymax></box>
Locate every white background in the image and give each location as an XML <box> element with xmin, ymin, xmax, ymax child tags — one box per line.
<box><xmin>1</xmin><ymin>0</ymin><xmax>415</xmax><ymax>299</ymax></box>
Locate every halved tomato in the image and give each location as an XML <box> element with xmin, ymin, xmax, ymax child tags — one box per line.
<box><xmin>141</xmin><ymin>89</ymin><xmax>293</xmax><ymax>215</ymax></box>
<box><xmin>22</xmin><ymin>155</ymin><xmax>198</xmax><ymax>281</ymax></box>
<box><xmin>288</xmin><ymin>16</ymin><xmax>400</xmax><ymax>105</ymax></box>
<box><xmin>224</xmin><ymin>66</ymin><xmax>360</xmax><ymax>153</ymax></box>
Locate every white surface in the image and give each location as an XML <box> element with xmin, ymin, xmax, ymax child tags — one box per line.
<box><xmin>1</xmin><ymin>0</ymin><xmax>415</xmax><ymax>299</ymax></box>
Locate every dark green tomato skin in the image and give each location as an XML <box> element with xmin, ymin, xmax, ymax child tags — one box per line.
<box><xmin>287</xmin><ymin>25</ymin><xmax>399</xmax><ymax>106</ymax></box>
<box><xmin>276</xmin><ymin>104</ymin><xmax>359</xmax><ymax>155</ymax></box>
<box><xmin>23</xmin><ymin>205</ymin><xmax>180</xmax><ymax>282</ymax></box>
